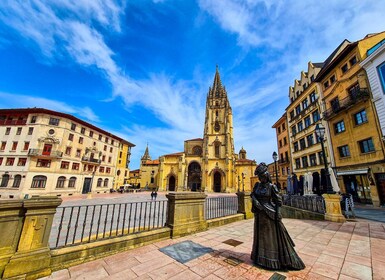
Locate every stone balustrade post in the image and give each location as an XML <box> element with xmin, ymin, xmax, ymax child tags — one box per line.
<box><xmin>166</xmin><ymin>192</ymin><xmax>208</xmax><ymax>238</ymax></box>
<box><xmin>2</xmin><ymin>196</ymin><xmax>62</xmax><ymax>280</ymax></box>
<box><xmin>236</xmin><ymin>192</ymin><xmax>253</xmax><ymax>219</ymax></box>
<box><xmin>0</xmin><ymin>200</ymin><xmax>25</xmax><ymax>277</ymax></box>
<box><xmin>322</xmin><ymin>193</ymin><xmax>346</xmax><ymax>223</ymax></box>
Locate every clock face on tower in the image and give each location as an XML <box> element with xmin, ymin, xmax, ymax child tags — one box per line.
<box><xmin>214</xmin><ymin>121</ymin><xmax>220</xmax><ymax>132</ymax></box>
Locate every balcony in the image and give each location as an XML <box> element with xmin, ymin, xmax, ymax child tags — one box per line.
<box><xmin>323</xmin><ymin>88</ymin><xmax>370</xmax><ymax>120</ymax></box>
<box><xmin>81</xmin><ymin>156</ymin><xmax>101</xmax><ymax>164</ymax></box>
<box><xmin>28</xmin><ymin>149</ymin><xmax>63</xmax><ymax>158</ymax></box>
<box><xmin>278</xmin><ymin>158</ymin><xmax>290</xmax><ymax>164</ymax></box>
<box><xmin>0</xmin><ymin>119</ymin><xmax>27</xmax><ymax>125</ymax></box>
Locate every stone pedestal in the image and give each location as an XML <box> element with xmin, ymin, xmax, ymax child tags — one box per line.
<box><xmin>166</xmin><ymin>192</ymin><xmax>208</xmax><ymax>238</ymax></box>
<box><xmin>322</xmin><ymin>193</ymin><xmax>346</xmax><ymax>223</ymax></box>
<box><xmin>236</xmin><ymin>192</ymin><xmax>253</xmax><ymax>219</ymax></box>
<box><xmin>0</xmin><ymin>200</ymin><xmax>24</xmax><ymax>277</ymax></box>
<box><xmin>2</xmin><ymin>197</ymin><xmax>62</xmax><ymax>280</ymax></box>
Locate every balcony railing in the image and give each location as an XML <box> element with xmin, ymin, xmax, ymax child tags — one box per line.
<box><xmin>278</xmin><ymin>158</ymin><xmax>290</xmax><ymax>164</ymax></box>
<box><xmin>323</xmin><ymin>88</ymin><xmax>370</xmax><ymax>120</ymax></box>
<box><xmin>28</xmin><ymin>149</ymin><xmax>63</xmax><ymax>158</ymax></box>
<box><xmin>0</xmin><ymin>119</ymin><xmax>27</xmax><ymax>125</ymax></box>
<box><xmin>81</xmin><ymin>156</ymin><xmax>102</xmax><ymax>164</ymax></box>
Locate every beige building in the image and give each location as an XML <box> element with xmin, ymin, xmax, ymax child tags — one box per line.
<box><xmin>138</xmin><ymin>68</ymin><xmax>257</xmax><ymax>192</ymax></box>
<box><xmin>0</xmin><ymin>108</ymin><xmax>134</xmax><ymax>199</ymax></box>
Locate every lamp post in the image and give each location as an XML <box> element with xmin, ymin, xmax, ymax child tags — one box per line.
<box><xmin>272</xmin><ymin>151</ymin><xmax>279</xmax><ymax>190</ymax></box>
<box><xmin>315</xmin><ymin>123</ymin><xmax>334</xmax><ymax>194</ymax></box>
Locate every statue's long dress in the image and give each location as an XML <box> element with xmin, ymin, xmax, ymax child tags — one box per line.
<box><xmin>251</xmin><ymin>183</ymin><xmax>305</xmax><ymax>270</ymax></box>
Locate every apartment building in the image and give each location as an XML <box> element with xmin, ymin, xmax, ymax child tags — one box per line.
<box><xmin>0</xmin><ymin>108</ymin><xmax>134</xmax><ymax>199</ymax></box>
<box><xmin>316</xmin><ymin>32</ymin><xmax>385</xmax><ymax>206</ymax></box>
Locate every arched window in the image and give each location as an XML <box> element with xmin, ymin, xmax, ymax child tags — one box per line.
<box><xmin>97</xmin><ymin>178</ymin><xmax>103</xmax><ymax>187</ymax></box>
<box><xmin>56</xmin><ymin>176</ymin><xmax>66</xmax><ymax>188</ymax></box>
<box><xmin>214</xmin><ymin>142</ymin><xmax>220</xmax><ymax>158</ymax></box>
<box><xmin>103</xmin><ymin>178</ymin><xmax>109</xmax><ymax>187</ymax></box>
<box><xmin>0</xmin><ymin>174</ymin><xmax>10</xmax><ymax>188</ymax></box>
<box><xmin>192</xmin><ymin>146</ymin><xmax>202</xmax><ymax>156</ymax></box>
<box><xmin>12</xmin><ymin>174</ymin><xmax>22</xmax><ymax>188</ymax></box>
<box><xmin>68</xmin><ymin>177</ymin><xmax>76</xmax><ymax>188</ymax></box>
<box><xmin>31</xmin><ymin>175</ymin><xmax>47</xmax><ymax>188</ymax></box>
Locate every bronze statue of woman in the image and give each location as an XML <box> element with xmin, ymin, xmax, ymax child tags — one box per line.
<box><xmin>251</xmin><ymin>162</ymin><xmax>305</xmax><ymax>270</ymax></box>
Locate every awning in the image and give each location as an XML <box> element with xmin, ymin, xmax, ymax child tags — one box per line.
<box><xmin>336</xmin><ymin>169</ymin><xmax>368</xmax><ymax>176</ymax></box>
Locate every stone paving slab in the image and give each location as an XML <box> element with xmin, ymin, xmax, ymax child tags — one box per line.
<box><xmin>41</xmin><ymin>217</ymin><xmax>385</xmax><ymax>280</ymax></box>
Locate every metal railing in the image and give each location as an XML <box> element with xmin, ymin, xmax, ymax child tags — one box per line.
<box><xmin>28</xmin><ymin>148</ymin><xmax>63</xmax><ymax>158</ymax></box>
<box><xmin>81</xmin><ymin>156</ymin><xmax>102</xmax><ymax>164</ymax></box>
<box><xmin>50</xmin><ymin>200</ymin><xmax>168</xmax><ymax>249</ymax></box>
<box><xmin>282</xmin><ymin>194</ymin><xmax>325</xmax><ymax>214</ymax></box>
<box><xmin>205</xmin><ymin>196</ymin><xmax>238</xmax><ymax>220</ymax></box>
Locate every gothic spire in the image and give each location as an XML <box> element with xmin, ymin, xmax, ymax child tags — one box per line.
<box><xmin>141</xmin><ymin>143</ymin><xmax>151</xmax><ymax>161</ymax></box>
<box><xmin>209</xmin><ymin>65</ymin><xmax>226</xmax><ymax>98</ymax></box>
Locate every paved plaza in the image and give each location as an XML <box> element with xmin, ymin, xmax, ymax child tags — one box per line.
<box><xmin>42</xmin><ymin>194</ymin><xmax>385</xmax><ymax>280</ymax></box>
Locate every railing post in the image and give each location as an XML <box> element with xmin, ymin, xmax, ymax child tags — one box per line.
<box><xmin>322</xmin><ymin>194</ymin><xmax>346</xmax><ymax>223</ymax></box>
<box><xmin>166</xmin><ymin>192</ymin><xmax>207</xmax><ymax>238</ymax></box>
<box><xmin>2</xmin><ymin>196</ymin><xmax>62</xmax><ymax>279</ymax></box>
<box><xmin>0</xmin><ymin>200</ymin><xmax>24</xmax><ymax>278</ymax></box>
<box><xmin>236</xmin><ymin>192</ymin><xmax>253</xmax><ymax>219</ymax></box>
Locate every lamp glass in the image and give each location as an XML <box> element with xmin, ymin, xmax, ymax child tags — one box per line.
<box><xmin>272</xmin><ymin>151</ymin><xmax>278</xmax><ymax>161</ymax></box>
<box><xmin>315</xmin><ymin>123</ymin><xmax>325</xmax><ymax>139</ymax></box>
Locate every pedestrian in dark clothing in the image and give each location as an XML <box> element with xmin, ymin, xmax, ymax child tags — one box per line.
<box><xmin>154</xmin><ymin>191</ymin><xmax>158</xmax><ymax>200</ymax></box>
<box><xmin>151</xmin><ymin>191</ymin><xmax>154</xmax><ymax>200</ymax></box>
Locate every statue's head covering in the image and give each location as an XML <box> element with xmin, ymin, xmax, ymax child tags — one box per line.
<box><xmin>255</xmin><ymin>162</ymin><xmax>268</xmax><ymax>176</ymax></box>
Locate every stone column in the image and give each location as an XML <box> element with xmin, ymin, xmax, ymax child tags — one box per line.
<box><xmin>3</xmin><ymin>196</ymin><xmax>62</xmax><ymax>280</ymax></box>
<box><xmin>236</xmin><ymin>192</ymin><xmax>253</xmax><ymax>219</ymax></box>
<box><xmin>322</xmin><ymin>194</ymin><xmax>346</xmax><ymax>223</ymax></box>
<box><xmin>166</xmin><ymin>192</ymin><xmax>208</xmax><ymax>238</ymax></box>
<box><xmin>0</xmin><ymin>200</ymin><xmax>24</xmax><ymax>277</ymax></box>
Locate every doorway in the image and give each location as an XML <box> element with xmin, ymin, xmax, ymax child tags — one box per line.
<box><xmin>214</xmin><ymin>172</ymin><xmax>221</xmax><ymax>192</ymax></box>
<box><xmin>82</xmin><ymin>178</ymin><xmax>91</xmax><ymax>194</ymax></box>
<box><xmin>375</xmin><ymin>173</ymin><xmax>385</xmax><ymax>205</ymax></box>
<box><xmin>188</xmin><ymin>162</ymin><xmax>201</xmax><ymax>191</ymax></box>
<box><xmin>169</xmin><ymin>175</ymin><xmax>176</xmax><ymax>191</ymax></box>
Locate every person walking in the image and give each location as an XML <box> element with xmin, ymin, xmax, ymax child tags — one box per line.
<box><xmin>154</xmin><ymin>190</ymin><xmax>158</xmax><ymax>200</ymax></box>
<box><xmin>151</xmin><ymin>191</ymin><xmax>154</xmax><ymax>200</ymax></box>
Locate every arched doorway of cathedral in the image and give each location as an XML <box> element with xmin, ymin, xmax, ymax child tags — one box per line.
<box><xmin>213</xmin><ymin>172</ymin><xmax>221</xmax><ymax>192</ymax></box>
<box><xmin>188</xmin><ymin>162</ymin><xmax>201</xmax><ymax>192</ymax></box>
<box><xmin>168</xmin><ymin>175</ymin><xmax>176</xmax><ymax>191</ymax></box>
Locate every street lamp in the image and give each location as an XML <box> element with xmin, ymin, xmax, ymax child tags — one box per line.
<box><xmin>272</xmin><ymin>151</ymin><xmax>279</xmax><ymax>190</ymax></box>
<box><xmin>315</xmin><ymin>123</ymin><xmax>334</xmax><ymax>194</ymax></box>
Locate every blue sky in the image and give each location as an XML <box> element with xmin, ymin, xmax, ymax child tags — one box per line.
<box><xmin>1</xmin><ymin>1</ymin><xmax>385</xmax><ymax>169</ymax></box>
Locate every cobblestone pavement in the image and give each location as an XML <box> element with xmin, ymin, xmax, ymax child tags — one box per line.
<box><xmin>42</xmin><ymin>216</ymin><xmax>385</xmax><ymax>280</ymax></box>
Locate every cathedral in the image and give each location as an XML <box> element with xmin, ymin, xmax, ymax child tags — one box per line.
<box><xmin>138</xmin><ymin>67</ymin><xmax>257</xmax><ymax>193</ymax></box>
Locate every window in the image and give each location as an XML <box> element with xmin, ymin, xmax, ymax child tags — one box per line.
<box><xmin>349</xmin><ymin>56</ymin><xmax>357</xmax><ymax>66</ymax></box>
<box><xmin>283</xmin><ymin>137</ymin><xmax>287</xmax><ymax>145</ymax></box>
<box><xmin>11</xmin><ymin>141</ymin><xmax>18</xmax><ymax>151</ymax></box>
<box><xmin>348</xmin><ymin>83</ymin><xmax>360</xmax><ymax>99</ymax></box>
<box><xmin>89</xmin><ymin>131</ymin><xmax>94</xmax><ymax>137</ymax></box>
<box><xmin>215</xmin><ymin>142</ymin><xmax>220</xmax><ymax>158</ymax></box>
<box><xmin>109</xmin><ymin>147</ymin><xmax>113</xmax><ymax>153</ymax></box>
<box><xmin>28</xmin><ymin>127</ymin><xmax>34</xmax><ymax>135</ymax></box>
<box><xmin>72</xmin><ymin>162</ymin><xmax>80</xmax><ymax>170</ymax></box>
<box><xmin>81</xmin><ymin>127</ymin><xmax>85</xmax><ymax>134</ymax></box>
<box><xmin>331</xmin><ymin>97</ymin><xmax>340</xmax><ymax>111</ymax></box>
<box><xmin>295</xmin><ymin>158</ymin><xmax>301</xmax><ymax>169</ymax></box>
<box><xmin>341</xmin><ymin>63</ymin><xmax>348</xmax><ymax>73</ymax></box>
<box><xmin>292</xmin><ymin>126</ymin><xmax>297</xmax><ymax>136</ymax></box>
<box><xmin>108</xmin><ymin>156</ymin><xmax>112</xmax><ymax>163</ymax></box>
<box><xmin>354</xmin><ymin>110</ymin><xmax>368</xmax><ymax>125</ymax></box>
<box><xmin>56</xmin><ymin>176</ymin><xmax>66</xmax><ymax>188</ymax></box>
<box><xmin>294</xmin><ymin>142</ymin><xmax>299</xmax><ymax>152</ymax></box>
<box><xmin>310</xmin><ymin>75</ymin><xmax>315</xmax><ymax>82</ymax></box>
<box><xmin>68</xmin><ymin>133</ymin><xmax>74</xmax><ymax>141</ymax></box>
<box><xmin>102</xmin><ymin>155</ymin><xmax>106</xmax><ymax>162</ymax></box>
<box><xmin>359</xmin><ymin>138</ymin><xmax>375</xmax><ymax>153</ymax></box>
<box><xmin>312</xmin><ymin>110</ymin><xmax>320</xmax><ymax>122</ymax></box>
<box><xmin>334</xmin><ymin>120</ymin><xmax>345</xmax><ymax>134</ymax></box>
<box><xmin>295</xmin><ymin>105</ymin><xmax>301</xmax><ymax>115</ymax></box>
<box><xmin>99</xmin><ymin>134</ymin><xmax>102</xmax><ymax>140</ymax></box>
<box><xmin>378</xmin><ymin>62</ymin><xmax>385</xmax><ymax>93</ymax></box>
<box><xmin>302</xmin><ymin>99</ymin><xmax>308</xmax><ymax>110</ymax></box>
<box><xmin>279</xmin><ymin>140</ymin><xmax>282</xmax><ymax>147</ymax></box>
<box><xmin>104</xmin><ymin>145</ymin><xmax>107</xmax><ymax>151</ymax></box>
<box><xmin>0</xmin><ymin>157</ymin><xmax>3</xmax><ymax>165</ymax></box>
<box><xmin>68</xmin><ymin>177</ymin><xmax>76</xmax><ymax>188</ymax></box>
<box><xmin>303</xmin><ymin>83</ymin><xmax>308</xmax><ymax>90</ymax></box>
<box><xmin>338</xmin><ymin>145</ymin><xmax>350</xmax><ymax>158</ymax></box>
<box><xmin>278</xmin><ymin>127</ymin><xmax>281</xmax><ymax>134</ymax></box>
<box><xmin>310</xmin><ymin>91</ymin><xmax>317</xmax><ymax>103</ymax></box>
<box><xmin>304</xmin><ymin>116</ymin><xmax>311</xmax><ymax>128</ymax></box>
<box><xmin>103</xmin><ymin>178</ymin><xmax>109</xmax><ymax>187</ymax></box>
<box><xmin>297</xmin><ymin>121</ymin><xmax>303</xmax><ymax>132</ymax></box>
<box><xmin>1</xmin><ymin>174</ymin><xmax>9</xmax><ymax>188</ymax></box>
<box><xmin>296</xmin><ymin>91</ymin><xmax>300</xmax><ymax>97</ymax></box>
<box><xmin>23</xmin><ymin>142</ymin><xmax>29</xmax><ymax>151</ymax></box>
<box><xmin>119</xmin><ymin>151</ymin><xmax>123</xmax><ymax>158</ymax></box>
<box><xmin>31</xmin><ymin>116</ymin><xmax>37</xmax><ymax>123</ymax></box>
<box><xmin>12</xmin><ymin>175</ymin><xmax>21</xmax><ymax>188</ymax></box>
<box><xmin>289</xmin><ymin>110</ymin><xmax>294</xmax><ymax>120</ymax></box>
<box><xmin>60</xmin><ymin>161</ymin><xmax>70</xmax><ymax>169</ymax></box>
<box><xmin>37</xmin><ymin>159</ymin><xmax>51</xmax><ymax>167</ymax></box>
<box><xmin>79</xmin><ymin>137</ymin><xmax>83</xmax><ymax>144</ymax></box>
<box><xmin>49</xmin><ymin>117</ymin><xmax>60</xmax><ymax>126</ymax></box>
<box><xmin>282</xmin><ymin>123</ymin><xmax>285</xmax><ymax>130</ymax></box>
<box><xmin>16</xmin><ymin>127</ymin><xmax>22</xmax><ymax>135</ymax></box>
<box><xmin>71</xmin><ymin>123</ymin><xmax>76</xmax><ymax>131</ymax></box>
<box><xmin>307</xmin><ymin>134</ymin><xmax>314</xmax><ymax>146</ymax></box>
<box><xmin>31</xmin><ymin>175</ymin><xmax>47</xmax><ymax>188</ymax></box>
<box><xmin>97</xmin><ymin>178</ymin><xmax>102</xmax><ymax>187</ymax></box>
<box><xmin>318</xmin><ymin>152</ymin><xmax>324</xmax><ymax>165</ymax></box>
<box><xmin>65</xmin><ymin>147</ymin><xmax>72</xmax><ymax>155</ymax></box>
<box><xmin>330</xmin><ymin>75</ymin><xmax>336</xmax><ymax>84</ymax></box>
<box><xmin>5</xmin><ymin>127</ymin><xmax>10</xmax><ymax>135</ymax></box>
<box><xmin>6</xmin><ymin>157</ymin><xmax>15</xmax><ymax>166</ymax></box>
<box><xmin>106</xmin><ymin>167</ymin><xmax>111</xmax><ymax>173</ymax></box>
<box><xmin>88</xmin><ymin>165</ymin><xmax>94</xmax><ymax>172</ymax></box>
<box><xmin>17</xmin><ymin>158</ymin><xmax>27</xmax><ymax>166</ymax></box>
<box><xmin>1</xmin><ymin>142</ymin><xmax>5</xmax><ymax>150</ymax></box>
<box><xmin>309</xmin><ymin>154</ymin><xmax>317</xmax><ymax>166</ymax></box>
<box><xmin>302</xmin><ymin>156</ymin><xmax>308</xmax><ymax>168</ymax></box>
<box><xmin>99</xmin><ymin>166</ymin><xmax>105</xmax><ymax>173</ymax></box>
<box><xmin>111</xmin><ymin>140</ymin><xmax>114</xmax><ymax>145</ymax></box>
<box><xmin>105</xmin><ymin>137</ymin><xmax>109</xmax><ymax>143</ymax></box>
<box><xmin>323</xmin><ymin>81</ymin><xmax>329</xmax><ymax>89</ymax></box>
<box><xmin>76</xmin><ymin>149</ymin><xmax>81</xmax><ymax>157</ymax></box>
<box><xmin>299</xmin><ymin>138</ymin><xmax>306</xmax><ymax>150</ymax></box>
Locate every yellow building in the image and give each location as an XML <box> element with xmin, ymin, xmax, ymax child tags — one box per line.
<box><xmin>272</xmin><ymin>114</ymin><xmax>291</xmax><ymax>192</ymax></box>
<box><xmin>316</xmin><ymin>32</ymin><xmax>385</xmax><ymax>206</ymax></box>
<box><xmin>0</xmin><ymin>108</ymin><xmax>134</xmax><ymax>199</ymax></box>
<box><xmin>113</xmin><ymin>140</ymin><xmax>134</xmax><ymax>189</ymax></box>
<box><xmin>138</xmin><ymin>67</ymin><xmax>257</xmax><ymax>192</ymax></box>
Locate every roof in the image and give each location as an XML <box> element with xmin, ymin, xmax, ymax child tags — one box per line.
<box><xmin>236</xmin><ymin>159</ymin><xmax>256</xmax><ymax>163</ymax></box>
<box><xmin>130</xmin><ymin>169</ymin><xmax>140</xmax><ymax>173</ymax></box>
<box><xmin>144</xmin><ymin>160</ymin><xmax>160</xmax><ymax>165</ymax></box>
<box><xmin>0</xmin><ymin>108</ymin><xmax>135</xmax><ymax>146</ymax></box>
<box><xmin>185</xmin><ymin>138</ymin><xmax>203</xmax><ymax>142</ymax></box>
<box><xmin>163</xmin><ymin>152</ymin><xmax>184</xmax><ymax>157</ymax></box>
